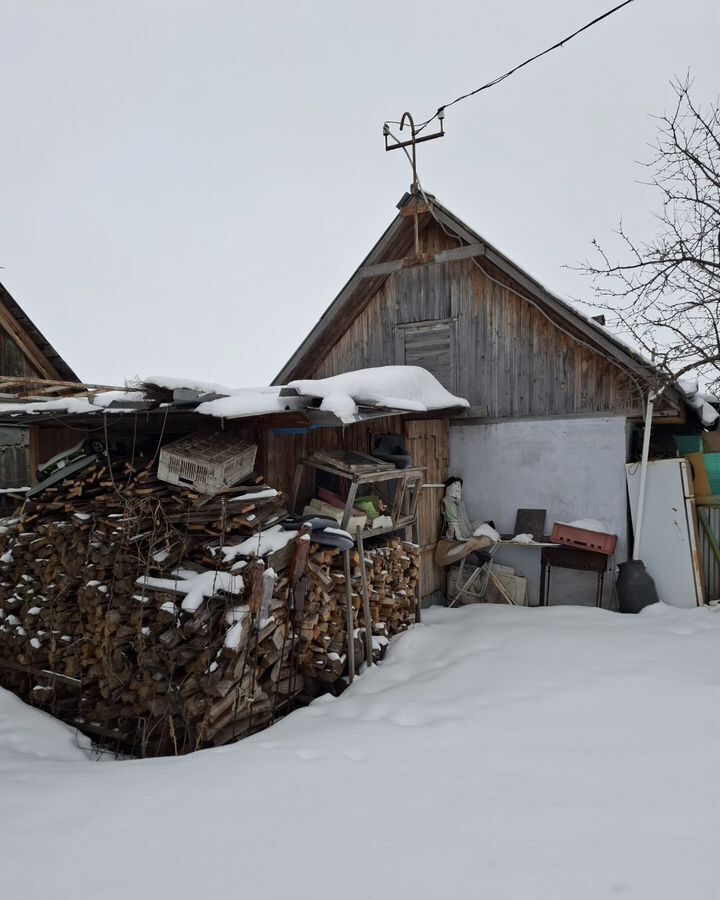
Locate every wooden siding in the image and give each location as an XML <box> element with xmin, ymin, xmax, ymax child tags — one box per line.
<box><xmin>0</xmin><ymin>283</ymin><xmax>79</xmax><ymax>381</ymax></box>
<box><xmin>0</xmin><ymin>427</ymin><xmax>30</xmax><ymax>514</ymax></box>
<box><xmin>398</xmin><ymin>320</ymin><xmax>454</xmax><ymax>393</ymax></box>
<box><xmin>311</xmin><ymin>221</ymin><xmax>643</xmax><ymax>419</ymax></box>
<box><xmin>0</xmin><ymin>329</ymin><xmax>41</xmax><ymax>379</ymax></box>
<box><xmin>404</xmin><ymin>418</ymin><xmax>448</xmax><ymax>600</ymax></box>
<box><xmin>263</xmin><ymin>416</ymin><xmax>408</xmax><ymax>502</ymax></box>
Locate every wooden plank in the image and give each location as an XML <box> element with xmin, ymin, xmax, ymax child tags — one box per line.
<box><xmin>434</xmin><ymin>242</ymin><xmax>485</xmax><ymax>264</ymax></box>
<box><xmin>399</xmin><ymin>203</ymin><xmax>430</xmax><ymax>217</ymax></box>
<box><xmin>359</xmin><ymin>259</ymin><xmax>404</xmax><ymax>278</ymax></box>
<box><xmin>403</xmin><ymin>418</ymin><xmax>449</xmax><ymax>600</ymax></box>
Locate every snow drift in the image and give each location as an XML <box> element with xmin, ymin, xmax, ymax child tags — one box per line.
<box><xmin>1</xmin><ymin>602</ymin><xmax>719</xmax><ymax>900</ymax></box>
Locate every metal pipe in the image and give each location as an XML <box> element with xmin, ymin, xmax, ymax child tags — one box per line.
<box><xmin>342</xmin><ymin>550</ymin><xmax>355</xmax><ymax>683</ymax></box>
<box><xmin>633</xmin><ymin>391</ymin><xmax>655</xmax><ymax>559</ymax></box>
<box><xmin>357</xmin><ymin>532</ymin><xmax>374</xmax><ymax>667</ymax></box>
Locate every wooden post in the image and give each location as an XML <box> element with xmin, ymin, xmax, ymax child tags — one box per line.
<box><xmin>342</xmin><ymin>549</ymin><xmax>355</xmax><ymax>683</ymax></box>
<box><xmin>391</xmin><ymin>473</ymin><xmax>406</xmax><ymax>523</ymax></box>
<box><xmin>356</xmin><ymin>531</ymin><xmax>374</xmax><ymax>667</ymax></box>
<box><xmin>340</xmin><ymin>480</ymin><xmax>359</xmax><ymax>531</ymax></box>
<box><xmin>289</xmin><ymin>462</ymin><xmax>305</xmax><ymax>516</ymax></box>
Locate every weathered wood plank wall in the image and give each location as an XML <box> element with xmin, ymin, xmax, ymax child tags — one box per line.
<box><xmin>0</xmin><ymin>329</ymin><xmax>41</xmax><ymax>379</ymax></box>
<box><xmin>404</xmin><ymin>418</ymin><xmax>448</xmax><ymax>600</ymax></box>
<box><xmin>310</xmin><ymin>222</ymin><xmax>642</xmax><ymax>418</ymax></box>
<box><xmin>0</xmin><ymin>427</ymin><xmax>30</xmax><ymax>514</ymax></box>
<box><xmin>264</xmin><ymin>415</ymin><xmax>449</xmax><ymax>601</ymax></box>
<box><xmin>263</xmin><ymin>416</ymin><xmax>407</xmax><ymax>500</ymax></box>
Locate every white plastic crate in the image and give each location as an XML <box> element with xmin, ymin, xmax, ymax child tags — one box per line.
<box><xmin>158</xmin><ymin>432</ymin><xmax>257</xmax><ymax>495</ymax></box>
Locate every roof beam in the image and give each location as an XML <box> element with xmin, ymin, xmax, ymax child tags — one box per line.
<box><xmin>434</xmin><ymin>242</ymin><xmax>485</xmax><ymax>264</ymax></box>
<box><xmin>358</xmin><ymin>242</ymin><xmax>486</xmax><ymax>279</ymax></box>
<box><xmin>359</xmin><ymin>259</ymin><xmax>404</xmax><ymax>278</ymax></box>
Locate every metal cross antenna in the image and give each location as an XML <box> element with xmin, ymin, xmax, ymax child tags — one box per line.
<box><xmin>383</xmin><ymin>110</ymin><xmax>445</xmax><ymax>257</ymax></box>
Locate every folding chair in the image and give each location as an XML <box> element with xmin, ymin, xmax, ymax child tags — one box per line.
<box><xmin>435</xmin><ymin>538</ymin><xmax>517</xmax><ymax>607</ymax></box>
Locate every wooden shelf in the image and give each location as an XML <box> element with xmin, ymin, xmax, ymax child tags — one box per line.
<box><xmin>357</xmin><ymin>515</ymin><xmax>417</xmax><ymax>542</ymax></box>
<box><xmin>291</xmin><ymin>455</ymin><xmax>427</xmax><ymax>653</ymax></box>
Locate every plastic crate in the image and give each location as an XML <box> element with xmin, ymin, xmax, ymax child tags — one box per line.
<box><xmin>551</xmin><ymin>522</ymin><xmax>617</xmax><ymax>555</ymax></box>
<box><xmin>158</xmin><ymin>432</ymin><xmax>257</xmax><ymax>495</ymax></box>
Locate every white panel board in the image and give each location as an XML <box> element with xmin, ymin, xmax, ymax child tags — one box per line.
<box><xmin>625</xmin><ymin>459</ymin><xmax>702</xmax><ymax>608</ymax></box>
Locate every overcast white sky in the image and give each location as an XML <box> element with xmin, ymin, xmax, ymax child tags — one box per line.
<box><xmin>2</xmin><ymin>0</ymin><xmax>718</xmax><ymax>387</ymax></box>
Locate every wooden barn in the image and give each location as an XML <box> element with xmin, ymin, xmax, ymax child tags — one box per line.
<box><xmin>275</xmin><ymin>191</ymin><xmax>693</xmax><ymax>607</ymax></box>
<box><xmin>0</xmin><ymin>281</ymin><xmax>80</xmax><ymax>508</ymax></box>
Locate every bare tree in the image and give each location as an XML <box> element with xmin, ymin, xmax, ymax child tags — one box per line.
<box><xmin>582</xmin><ymin>76</ymin><xmax>720</xmax><ymax>396</ymax></box>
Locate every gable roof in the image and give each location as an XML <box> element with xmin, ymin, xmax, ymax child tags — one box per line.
<box><xmin>0</xmin><ymin>280</ymin><xmax>80</xmax><ymax>382</ymax></box>
<box><xmin>273</xmin><ymin>192</ymin><xmax>680</xmax><ymax>415</ymax></box>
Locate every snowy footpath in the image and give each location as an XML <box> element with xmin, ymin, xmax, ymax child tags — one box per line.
<box><xmin>1</xmin><ymin>603</ymin><xmax>719</xmax><ymax>900</ymax></box>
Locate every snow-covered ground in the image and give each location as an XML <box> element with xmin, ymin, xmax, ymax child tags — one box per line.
<box><xmin>2</xmin><ymin>603</ymin><xmax>719</xmax><ymax>900</ymax></box>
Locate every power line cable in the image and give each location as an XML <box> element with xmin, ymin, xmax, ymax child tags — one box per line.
<box><xmin>407</xmin><ymin>0</ymin><xmax>638</xmax><ymax>135</ymax></box>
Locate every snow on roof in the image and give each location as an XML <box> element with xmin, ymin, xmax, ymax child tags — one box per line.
<box><xmin>288</xmin><ymin>366</ymin><xmax>469</xmax><ymax>424</ymax></box>
<box><xmin>0</xmin><ymin>397</ymin><xmax>99</xmax><ymax>417</ymax></box>
<box><xmin>676</xmin><ymin>379</ymin><xmax>719</xmax><ymax>428</ymax></box>
<box><xmin>0</xmin><ymin>366</ymin><xmax>468</xmax><ymax>424</ymax></box>
<box><xmin>89</xmin><ymin>390</ymin><xmax>147</xmax><ymax>408</ymax></box>
<box><xmin>0</xmin><ymin>395</ymin><xmax>145</xmax><ymax>416</ymax></box>
<box><xmin>195</xmin><ymin>387</ymin><xmax>304</xmax><ymax>419</ymax></box>
<box><xmin>143</xmin><ymin>375</ymin><xmax>235</xmax><ymax>395</ymax></box>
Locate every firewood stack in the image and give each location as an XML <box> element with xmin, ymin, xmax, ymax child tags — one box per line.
<box><xmin>0</xmin><ymin>453</ymin><xmax>419</xmax><ymax>756</ymax></box>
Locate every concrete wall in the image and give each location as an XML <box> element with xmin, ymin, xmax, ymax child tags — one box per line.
<box><xmin>449</xmin><ymin>416</ymin><xmax>629</xmax><ymax>607</ymax></box>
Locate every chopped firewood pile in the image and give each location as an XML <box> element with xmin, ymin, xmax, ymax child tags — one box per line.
<box><xmin>0</xmin><ymin>450</ymin><xmax>419</xmax><ymax>756</ymax></box>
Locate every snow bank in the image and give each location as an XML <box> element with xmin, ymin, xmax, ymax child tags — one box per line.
<box><xmin>3</xmin><ymin>602</ymin><xmax>719</xmax><ymax>900</ymax></box>
<box><xmin>288</xmin><ymin>366</ymin><xmax>469</xmax><ymax>423</ymax></box>
<box><xmin>0</xmin><ymin>686</ymin><xmax>88</xmax><ymax>764</ymax></box>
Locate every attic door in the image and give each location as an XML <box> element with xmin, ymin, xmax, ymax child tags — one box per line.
<box><xmin>396</xmin><ymin>319</ymin><xmax>456</xmax><ymax>392</ymax></box>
